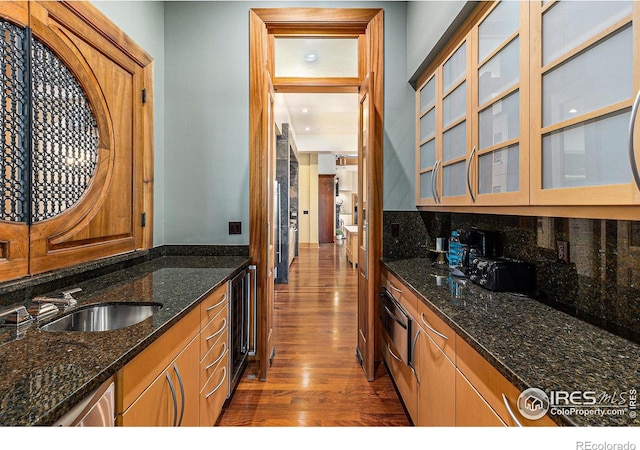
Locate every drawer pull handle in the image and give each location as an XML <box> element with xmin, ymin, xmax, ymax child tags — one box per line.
<box><xmin>388</xmin><ymin>282</ymin><xmax>402</xmax><ymax>294</ymax></box>
<box><xmin>502</xmin><ymin>393</ymin><xmax>523</xmax><ymax>427</ymax></box>
<box><xmin>387</xmin><ymin>342</ymin><xmax>402</xmax><ymax>362</ymax></box>
<box><xmin>206</xmin><ymin>318</ymin><xmax>227</xmax><ymax>341</ymax></box>
<box><xmin>206</xmin><ymin>293</ymin><xmax>227</xmax><ymax>312</ymax></box>
<box><xmin>205</xmin><ymin>366</ymin><xmax>227</xmax><ymax>399</ymax></box>
<box><xmin>173</xmin><ymin>364</ymin><xmax>185</xmax><ymax>427</ymax></box>
<box><xmin>421</xmin><ymin>313</ymin><xmax>448</xmax><ymax>340</ymax></box>
<box><xmin>206</xmin><ymin>344</ymin><xmax>228</xmax><ymax>370</ymax></box>
<box><xmin>412</xmin><ymin>329</ymin><xmax>421</xmax><ymax>384</ymax></box>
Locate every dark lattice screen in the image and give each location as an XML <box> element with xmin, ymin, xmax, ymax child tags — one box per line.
<box><xmin>0</xmin><ymin>21</ymin><xmax>29</xmax><ymax>222</ymax></box>
<box><xmin>31</xmin><ymin>39</ymin><xmax>99</xmax><ymax>222</ymax></box>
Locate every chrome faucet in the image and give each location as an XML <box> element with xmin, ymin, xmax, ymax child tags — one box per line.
<box><xmin>33</xmin><ymin>287</ymin><xmax>82</xmax><ymax>309</ymax></box>
<box><xmin>0</xmin><ymin>305</ymin><xmax>34</xmax><ymax>329</ymax></box>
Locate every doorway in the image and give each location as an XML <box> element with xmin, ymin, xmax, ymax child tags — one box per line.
<box><xmin>249</xmin><ymin>8</ymin><xmax>384</xmax><ymax>382</ymax></box>
<box><xmin>318</xmin><ymin>174</ymin><xmax>336</xmax><ymax>243</ymax></box>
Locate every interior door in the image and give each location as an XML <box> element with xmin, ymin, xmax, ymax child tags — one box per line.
<box><xmin>318</xmin><ymin>174</ymin><xmax>336</xmax><ymax>243</ymax></box>
<box><xmin>260</xmin><ymin>71</ymin><xmax>277</xmax><ymax>381</ymax></box>
<box><xmin>357</xmin><ymin>74</ymin><xmax>375</xmax><ymax>381</ymax></box>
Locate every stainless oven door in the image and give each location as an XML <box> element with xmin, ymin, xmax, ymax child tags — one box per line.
<box><xmin>379</xmin><ymin>287</ymin><xmax>412</xmax><ymax>365</ymax></box>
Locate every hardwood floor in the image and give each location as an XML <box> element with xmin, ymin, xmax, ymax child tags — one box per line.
<box><xmin>217</xmin><ymin>242</ymin><xmax>411</xmax><ymax>426</ymax></box>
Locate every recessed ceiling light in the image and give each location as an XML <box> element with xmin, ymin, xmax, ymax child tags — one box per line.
<box><xmin>304</xmin><ymin>53</ymin><xmax>317</xmax><ymax>62</ymax></box>
<box><xmin>304</xmin><ymin>127</ymin><xmax>311</xmax><ymax>131</ymax></box>
<box><xmin>301</xmin><ymin>108</ymin><xmax>309</xmax><ymax>113</ymax></box>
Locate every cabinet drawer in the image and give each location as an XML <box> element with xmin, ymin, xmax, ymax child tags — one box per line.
<box><xmin>200</xmin><ymin>351</ymin><xmax>229</xmax><ymax>427</ymax></box>
<box><xmin>456</xmin><ymin>335</ymin><xmax>557</xmax><ymax>427</ymax></box>
<box><xmin>416</xmin><ymin>298</ymin><xmax>456</xmax><ymax>362</ymax></box>
<box><xmin>200</xmin><ymin>330</ymin><xmax>228</xmax><ymax>390</ymax></box>
<box><xmin>200</xmin><ymin>304</ymin><xmax>228</xmax><ymax>359</ymax></box>
<box><xmin>382</xmin><ymin>270</ymin><xmax>418</xmax><ymax>320</ymax></box>
<box><xmin>200</xmin><ymin>283</ymin><xmax>228</xmax><ymax>330</ymax></box>
<box><xmin>382</xmin><ymin>332</ymin><xmax>417</xmax><ymax>423</ymax></box>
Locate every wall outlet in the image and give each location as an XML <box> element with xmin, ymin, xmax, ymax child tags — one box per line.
<box><xmin>229</xmin><ymin>221</ymin><xmax>242</xmax><ymax>235</ymax></box>
<box><xmin>391</xmin><ymin>223</ymin><xmax>400</xmax><ymax>237</ymax></box>
<box><xmin>557</xmin><ymin>240</ymin><xmax>570</xmax><ymax>264</ymax></box>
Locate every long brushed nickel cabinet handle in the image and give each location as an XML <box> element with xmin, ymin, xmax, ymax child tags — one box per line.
<box><xmin>411</xmin><ymin>329</ymin><xmax>421</xmax><ymax>384</ymax></box>
<box><xmin>629</xmin><ymin>90</ymin><xmax>640</xmax><ymax>192</ymax></box>
<box><xmin>165</xmin><ymin>373</ymin><xmax>178</xmax><ymax>427</ymax></box>
<box><xmin>502</xmin><ymin>393</ymin><xmax>523</xmax><ymax>427</ymax></box>
<box><xmin>466</xmin><ymin>146</ymin><xmax>476</xmax><ymax>203</ymax></box>
<box><xmin>421</xmin><ymin>313</ymin><xmax>448</xmax><ymax>340</ymax></box>
<box><xmin>430</xmin><ymin>162</ymin><xmax>438</xmax><ymax>204</ymax></box>
<box><xmin>173</xmin><ymin>364</ymin><xmax>185</xmax><ymax>427</ymax></box>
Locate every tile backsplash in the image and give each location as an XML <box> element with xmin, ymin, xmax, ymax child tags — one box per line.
<box><xmin>383</xmin><ymin>210</ymin><xmax>640</xmax><ymax>338</ymax></box>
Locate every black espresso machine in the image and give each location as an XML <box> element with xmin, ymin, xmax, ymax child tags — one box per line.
<box><xmin>456</xmin><ymin>228</ymin><xmax>498</xmax><ymax>274</ymax></box>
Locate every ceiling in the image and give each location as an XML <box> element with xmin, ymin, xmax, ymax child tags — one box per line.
<box><xmin>273</xmin><ymin>37</ymin><xmax>360</xmax><ymax>160</ymax></box>
<box><xmin>275</xmin><ymin>92</ymin><xmax>359</xmax><ymax>156</ymax></box>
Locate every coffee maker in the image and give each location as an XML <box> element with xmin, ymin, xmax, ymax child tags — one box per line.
<box><xmin>456</xmin><ymin>228</ymin><xmax>498</xmax><ymax>275</ymax></box>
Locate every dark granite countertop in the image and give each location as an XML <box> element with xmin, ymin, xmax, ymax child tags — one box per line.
<box><xmin>382</xmin><ymin>257</ymin><xmax>640</xmax><ymax>427</ymax></box>
<box><xmin>0</xmin><ymin>255</ymin><xmax>249</xmax><ymax>426</ymax></box>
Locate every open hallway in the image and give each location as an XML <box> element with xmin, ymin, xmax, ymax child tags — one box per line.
<box><xmin>217</xmin><ymin>243</ymin><xmax>410</xmax><ymax>426</ymax></box>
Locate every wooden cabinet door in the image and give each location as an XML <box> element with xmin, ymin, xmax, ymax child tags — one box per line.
<box><xmin>26</xmin><ymin>2</ymin><xmax>152</xmax><ymax>275</ymax></box>
<box><xmin>416</xmin><ymin>329</ymin><xmax>455</xmax><ymax>426</ymax></box>
<box><xmin>529</xmin><ymin>1</ymin><xmax>640</xmax><ymax>206</ymax></box>
<box><xmin>455</xmin><ymin>369</ymin><xmax>506</xmax><ymax>427</ymax></box>
<box><xmin>121</xmin><ymin>337</ymin><xmax>199</xmax><ymax>427</ymax></box>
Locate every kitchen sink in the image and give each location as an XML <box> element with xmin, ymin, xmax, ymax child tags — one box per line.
<box><xmin>39</xmin><ymin>302</ymin><xmax>162</xmax><ymax>332</ymax></box>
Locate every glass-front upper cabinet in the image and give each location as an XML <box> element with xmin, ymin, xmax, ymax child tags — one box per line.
<box><xmin>530</xmin><ymin>1</ymin><xmax>640</xmax><ymax>205</ymax></box>
<box><xmin>416</xmin><ymin>38</ymin><xmax>472</xmax><ymax>206</ymax></box>
<box><xmin>470</xmin><ymin>1</ymin><xmax>530</xmax><ymax>205</ymax></box>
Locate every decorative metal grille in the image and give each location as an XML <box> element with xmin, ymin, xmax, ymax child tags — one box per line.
<box><xmin>31</xmin><ymin>39</ymin><xmax>99</xmax><ymax>222</ymax></box>
<box><xmin>0</xmin><ymin>20</ymin><xmax>29</xmax><ymax>222</ymax></box>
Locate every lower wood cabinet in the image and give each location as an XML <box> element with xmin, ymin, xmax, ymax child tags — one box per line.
<box><xmin>415</xmin><ymin>329</ymin><xmax>455</xmax><ymax>426</ymax></box>
<box><xmin>455</xmin><ymin>370</ymin><xmax>506</xmax><ymax>427</ymax></box>
<box><xmin>381</xmin><ymin>331</ymin><xmax>418</xmax><ymax>422</ymax></box>
<box><xmin>345</xmin><ymin>226</ymin><xmax>358</xmax><ymax>268</ymax></box>
<box><xmin>380</xmin><ymin>265</ymin><xmax>557</xmax><ymax>427</ymax></box>
<box><xmin>116</xmin><ymin>282</ymin><xmax>231</xmax><ymax>427</ymax></box>
<box><xmin>120</xmin><ymin>336</ymin><xmax>200</xmax><ymax>426</ymax></box>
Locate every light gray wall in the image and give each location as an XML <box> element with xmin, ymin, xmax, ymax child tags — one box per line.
<box><xmin>407</xmin><ymin>1</ymin><xmax>472</xmax><ymax>86</ymax></box>
<box><xmin>163</xmin><ymin>0</ymin><xmax>416</xmax><ymax>244</ymax></box>
<box><xmin>93</xmin><ymin>1</ymin><xmax>166</xmax><ymax>246</ymax></box>
<box><xmin>94</xmin><ymin>1</ymin><xmax>465</xmax><ymax>245</ymax></box>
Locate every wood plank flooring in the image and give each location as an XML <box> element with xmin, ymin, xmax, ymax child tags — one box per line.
<box><xmin>216</xmin><ymin>243</ymin><xmax>410</xmax><ymax>426</ymax></box>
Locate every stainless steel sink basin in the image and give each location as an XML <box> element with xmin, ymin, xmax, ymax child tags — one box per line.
<box><xmin>39</xmin><ymin>302</ymin><xmax>162</xmax><ymax>332</ymax></box>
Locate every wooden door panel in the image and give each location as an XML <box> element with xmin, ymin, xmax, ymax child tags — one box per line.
<box><xmin>318</xmin><ymin>175</ymin><xmax>335</xmax><ymax>243</ymax></box>
<box><xmin>28</xmin><ymin>4</ymin><xmax>147</xmax><ymax>275</ymax></box>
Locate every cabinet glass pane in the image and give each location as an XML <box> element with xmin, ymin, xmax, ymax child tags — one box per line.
<box><xmin>443</xmin><ymin>42</ymin><xmax>466</xmax><ymax>93</ymax></box>
<box><xmin>420</xmin><ymin>139</ymin><xmax>436</xmax><ymax>170</ymax></box>
<box><xmin>420</xmin><ymin>170</ymin><xmax>434</xmax><ymax>199</ymax></box>
<box><xmin>542</xmin><ymin>27</ymin><xmax>632</xmax><ymax>127</ymax></box>
<box><xmin>478</xmin><ymin>37</ymin><xmax>519</xmax><ymax>105</ymax></box>
<box><xmin>420</xmin><ymin>76</ymin><xmax>436</xmax><ymax>115</ymax></box>
<box><xmin>443</xmin><ymin>82</ymin><xmax>466</xmax><ymax>128</ymax></box>
<box><xmin>443</xmin><ymin>121</ymin><xmax>466</xmax><ymax>162</ymax></box>
<box><xmin>543</xmin><ymin>1</ymin><xmax>632</xmax><ymax>65</ymax></box>
<box><xmin>442</xmin><ymin>161</ymin><xmax>466</xmax><ymax>197</ymax></box>
<box><xmin>479</xmin><ymin>91</ymin><xmax>520</xmax><ymax>150</ymax></box>
<box><xmin>478</xmin><ymin>145</ymin><xmax>519</xmax><ymax>194</ymax></box>
<box><xmin>420</xmin><ymin>108</ymin><xmax>435</xmax><ymax>142</ymax></box>
<box><xmin>542</xmin><ymin>111</ymin><xmax>631</xmax><ymax>189</ymax></box>
<box><xmin>478</xmin><ymin>1</ymin><xmax>520</xmax><ymax>63</ymax></box>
